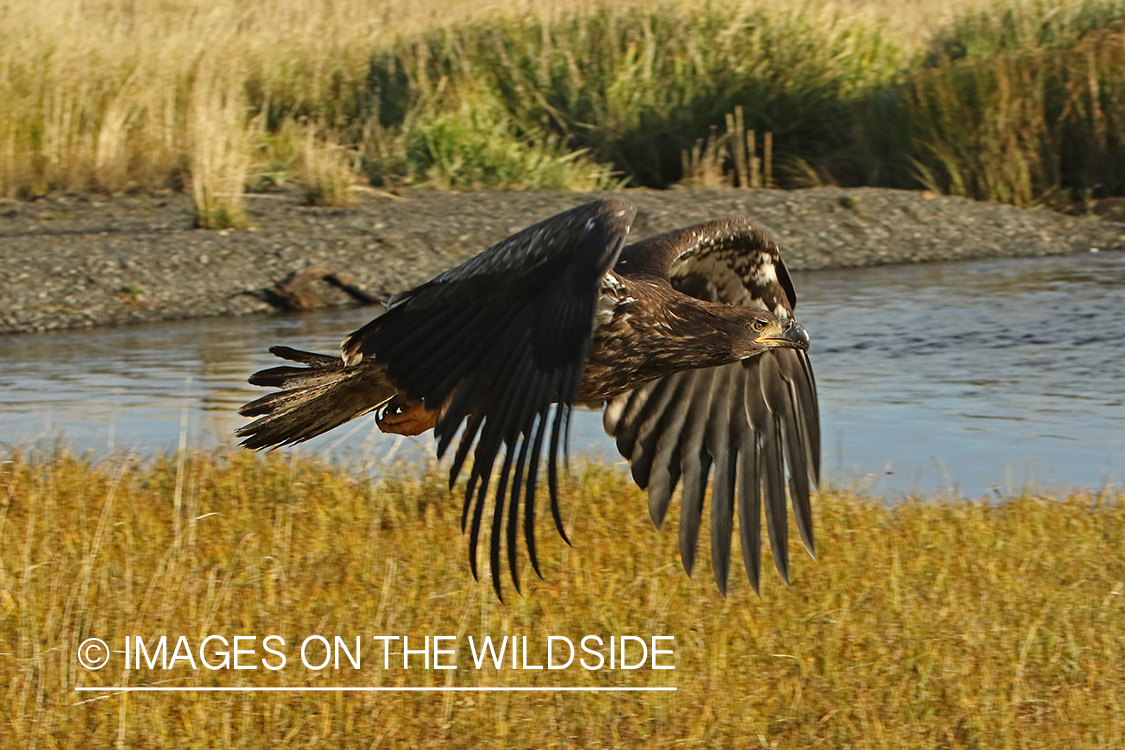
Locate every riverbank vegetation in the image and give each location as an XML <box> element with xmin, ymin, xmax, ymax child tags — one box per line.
<box><xmin>1</xmin><ymin>449</ymin><xmax>1122</xmax><ymax>747</ymax></box>
<box><xmin>3</xmin><ymin>0</ymin><xmax>1125</xmax><ymax>224</ymax></box>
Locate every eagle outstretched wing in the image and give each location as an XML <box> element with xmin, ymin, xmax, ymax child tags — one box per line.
<box><xmin>603</xmin><ymin>219</ymin><xmax>820</xmax><ymax>595</ymax></box>
<box><xmin>341</xmin><ymin>197</ymin><xmax>636</xmax><ymax>597</ymax></box>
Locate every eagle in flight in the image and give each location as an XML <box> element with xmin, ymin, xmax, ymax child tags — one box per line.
<box><xmin>238</xmin><ymin>197</ymin><xmax>820</xmax><ymax>599</ymax></box>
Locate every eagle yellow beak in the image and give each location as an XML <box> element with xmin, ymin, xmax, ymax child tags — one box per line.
<box><xmin>756</xmin><ymin>320</ymin><xmax>810</xmax><ymax>351</ymax></box>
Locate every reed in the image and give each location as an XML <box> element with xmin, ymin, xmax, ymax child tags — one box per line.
<box><xmin>902</xmin><ymin>26</ymin><xmax>1125</xmax><ymax>204</ymax></box>
<box><xmin>3</xmin><ymin>0</ymin><xmax>1125</xmax><ymax>210</ymax></box>
<box><xmin>300</xmin><ymin>130</ymin><xmax>359</xmax><ymax>207</ymax></box>
<box><xmin>189</xmin><ymin>54</ymin><xmax>252</xmax><ymax>229</ymax></box>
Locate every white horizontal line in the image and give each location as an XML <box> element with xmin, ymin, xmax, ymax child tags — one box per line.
<box><xmin>76</xmin><ymin>686</ymin><xmax>676</xmax><ymax>693</ymax></box>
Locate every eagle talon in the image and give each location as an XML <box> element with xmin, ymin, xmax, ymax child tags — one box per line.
<box><xmin>376</xmin><ymin>396</ymin><xmax>439</xmax><ymax>436</ymax></box>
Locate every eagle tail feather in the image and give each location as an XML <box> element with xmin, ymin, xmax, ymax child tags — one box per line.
<box><xmin>237</xmin><ymin>347</ymin><xmax>396</xmax><ymax>450</ymax></box>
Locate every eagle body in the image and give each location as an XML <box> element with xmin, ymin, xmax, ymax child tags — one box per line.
<box><xmin>579</xmin><ymin>269</ymin><xmax>805</xmax><ymax>403</ymax></box>
<box><xmin>239</xmin><ymin>197</ymin><xmax>819</xmax><ymax>598</ymax></box>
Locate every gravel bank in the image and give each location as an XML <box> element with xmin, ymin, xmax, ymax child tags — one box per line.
<box><xmin>2</xmin><ymin>187</ymin><xmax>1122</xmax><ymax>335</ymax></box>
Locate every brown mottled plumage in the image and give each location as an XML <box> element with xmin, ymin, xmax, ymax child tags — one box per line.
<box><xmin>238</xmin><ymin>197</ymin><xmax>819</xmax><ymax>599</ymax></box>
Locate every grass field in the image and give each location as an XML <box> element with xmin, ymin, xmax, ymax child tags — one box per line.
<box><xmin>1</xmin><ymin>449</ymin><xmax>1122</xmax><ymax>747</ymax></box>
<box><xmin>5</xmin><ymin>0</ymin><xmax>1125</xmax><ymax>222</ymax></box>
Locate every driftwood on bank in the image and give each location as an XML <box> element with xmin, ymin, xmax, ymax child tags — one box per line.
<box><xmin>257</xmin><ymin>267</ymin><xmax>382</xmax><ymax>311</ymax></box>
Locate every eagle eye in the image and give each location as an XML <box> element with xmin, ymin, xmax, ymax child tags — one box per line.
<box><xmin>751</xmin><ymin>319</ymin><xmax>767</xmax><ymax>332</ymax></box>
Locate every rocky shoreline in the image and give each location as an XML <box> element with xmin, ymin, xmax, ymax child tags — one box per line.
<box><xmin>2</xmin><ymin>187</ymin><xmax>1122</xmax><ymax>335</ymax></box>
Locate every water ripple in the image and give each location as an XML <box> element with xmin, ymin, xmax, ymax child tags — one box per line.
<box><xmin>2</xmin><ymin>250</ymin><xmax>1124</xmax><ymax>498</ymax></box>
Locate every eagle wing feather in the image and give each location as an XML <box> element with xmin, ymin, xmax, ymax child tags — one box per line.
<box><xmin>342</xmin><ymin>197</ymin><xmax>636</xmax><ymax>598</ymax></box>
<box><xmin>603</xmin><ymin>218</ymin><xmax>820</xmax><ymax>595</ymax></box>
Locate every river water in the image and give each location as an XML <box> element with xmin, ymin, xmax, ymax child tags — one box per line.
<box><xmin>2</xmin><ymin>251</ymin><xmax>1124</xmax><ymax>498</ymax></box>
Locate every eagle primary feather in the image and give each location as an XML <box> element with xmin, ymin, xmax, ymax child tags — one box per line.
<box><xmin>601</xmin><ymin>217</ymin><xmax>820</xmax><ymax>595</ymax></box>
<box><xmin>238</xmin><ymin>197</ymin><xmax>819</xmax><ymax>599</ymax></box>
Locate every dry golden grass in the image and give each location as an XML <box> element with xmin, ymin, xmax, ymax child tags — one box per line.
<box><xmin>189</xmin><ymin>54</ymin><xmax>253</xmax><ymax>228</ymax></box>
<box><xmin>1</xmin><ymin>449</ymin><xmax>1122</xmax><ymax>747</ymax></box>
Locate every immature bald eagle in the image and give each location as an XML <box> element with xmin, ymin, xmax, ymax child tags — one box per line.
<box><xmin>238</xmin><ymin>197</ymin><xmax>819</xmax><ymax>598</ymax></box>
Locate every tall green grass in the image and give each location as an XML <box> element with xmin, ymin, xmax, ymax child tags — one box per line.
<box><xmin>3</xmin><ymin>0</ymin><xmax>1125</xmax><ymax>214</ymax></box>
<box><xmin>1</xmin><ymin>449</ymin><xmax>1123</xmax><ymax>747</ymax></box>
<box><xmin>901</xmin><ymin>2</ymin><xmax>1125</xmax><ymax>204</ymax></box>
<box><xmin>379</xmin><ymin>4</ymin><xmax>902</xmax><ymax>188</ymax></box>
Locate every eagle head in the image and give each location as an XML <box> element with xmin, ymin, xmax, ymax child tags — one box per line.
<box><xmin>743</xmin><ymin>311</ymin><xmax>810</xmax><ymax>355</ymax></box>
